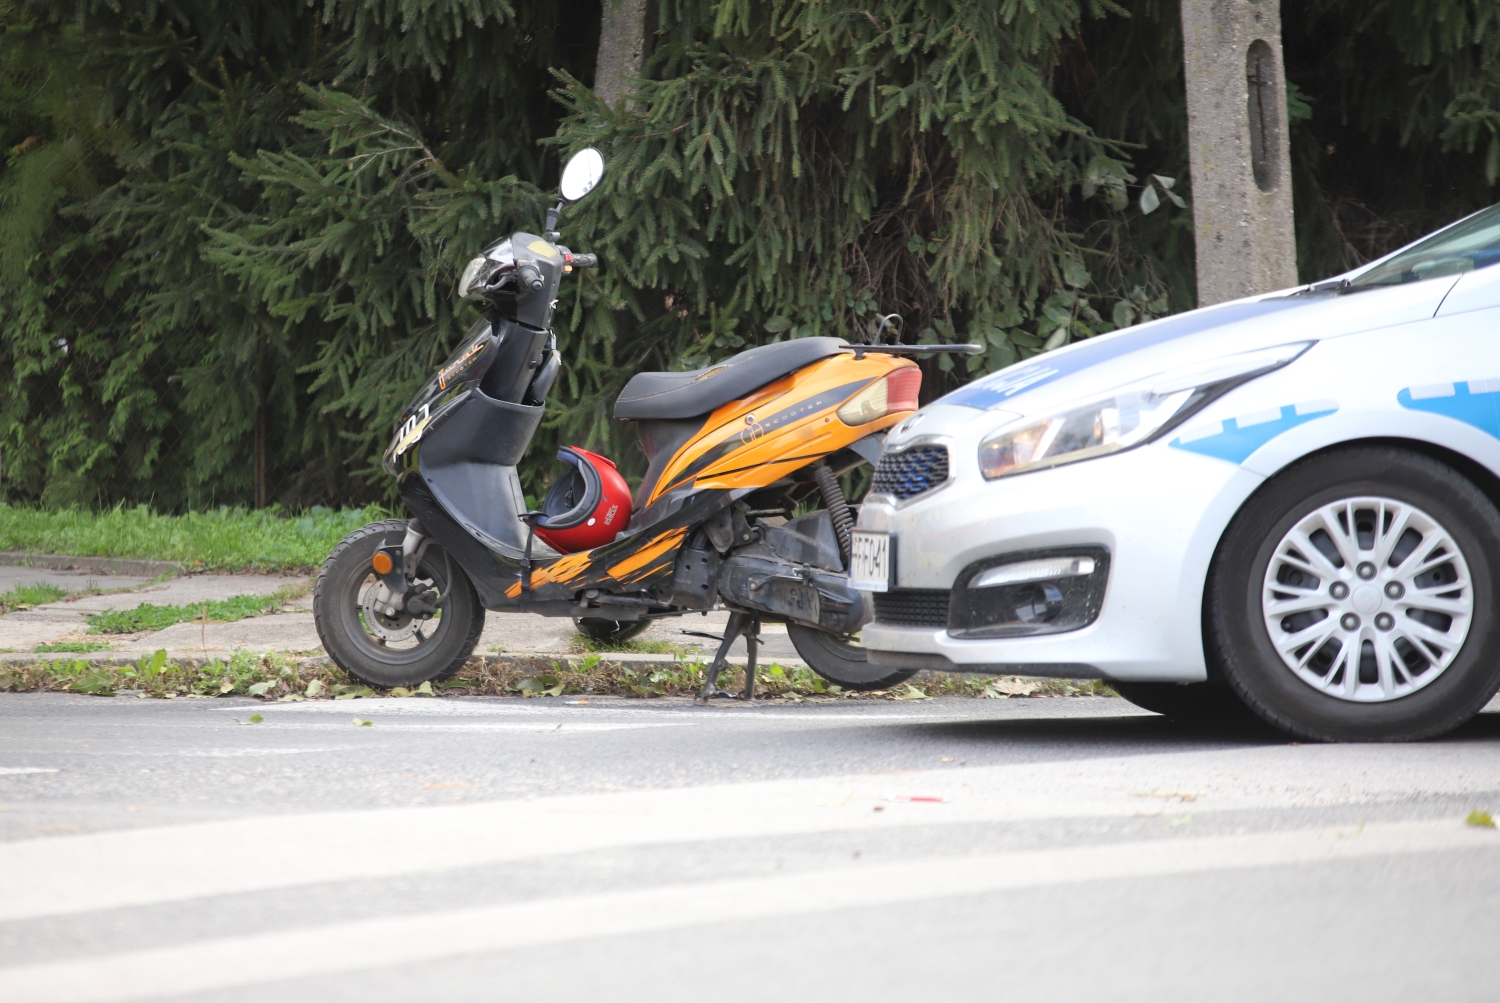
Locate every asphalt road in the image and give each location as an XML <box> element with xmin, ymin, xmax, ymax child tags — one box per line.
<box><xmin>2</xmin><ymin>692</ymin><xmax>1499</xmax><ymax>1002</ymax></box>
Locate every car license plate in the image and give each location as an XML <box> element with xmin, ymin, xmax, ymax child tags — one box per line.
<box><xmin>849</xmin><ymin>531</ymin><xmax>892</xmax><ymax>592</ymax></box>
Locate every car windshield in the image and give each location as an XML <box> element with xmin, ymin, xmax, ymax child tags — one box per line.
<box><xmin>1348</xmin><ymin>204</ymin><xmax>1500</xmax><ymax>288</ymax></box>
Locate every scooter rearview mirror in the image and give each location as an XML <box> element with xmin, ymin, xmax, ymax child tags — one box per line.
<box><xmin>559</xmin><ymin>148</ymin><xmax>605</xmax><ymax>203</ymax></box>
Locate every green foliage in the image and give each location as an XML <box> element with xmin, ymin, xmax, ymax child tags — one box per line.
<box><xmin>0</xmin><ymin>502</ymin><xmax>379</xmax><ymax>570</ymax></box>
<box><xmin>85</xmin><ymin>584</ymin><xmax>306</xmax><ymax>634</ymax></box>
<box><xmin>0</xmin><ymin>0</ymin><xmax>1497</xmax><ymax>511</ymax></box>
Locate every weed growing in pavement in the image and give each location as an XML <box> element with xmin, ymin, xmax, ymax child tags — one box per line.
<box><xmin>33</xmin><ymin>641</ymin><xmax>111</xmax><ymax>653</ymax></box>
<box><xmin>0</xmin><ymin>503</ymin><xmax>385</xmax><ymax>572</ymax></box>
<box><xmin>85</xmin><ymin>583</ymin><xmax>310</xmax><ymax>634</ymax></box>
<box><xmin>0</xmin><ymin>581</ymin><xmax>71</xmax><ymax>612</ymax></box>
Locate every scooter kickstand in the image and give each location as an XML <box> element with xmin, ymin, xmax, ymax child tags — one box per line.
<box><xmin>696</xmin><ymin>612</ymin><xmax>749</xmax><ymax>704</ymax></box>
<box><xmin>742</xmin><ymin>616</ymin><xmax>760</xmax><ymax>701</ymax></box>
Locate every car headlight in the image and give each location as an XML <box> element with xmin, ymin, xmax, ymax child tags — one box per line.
<box><xmin>977</xmin><ymin>341</ymin><xmax>1312</xmax><ymax>480</ymax></box>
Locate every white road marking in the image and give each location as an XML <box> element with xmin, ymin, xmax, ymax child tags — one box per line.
<box><xmin>0</xmin><ymin>768</ymin><xmax>57</xmax><ymax>776</ymax></box>
<box><xmin>110</xmin><ymin>748</ymin><xmax>358</xmax><ymax>758</ymax></box>
<box><xmin>0</xmin><ymin>819</ymin><xmax>1491</xmax><ymax>1003</ymax></box>
<box><xmin>3</xmin><ymin>741</ymin><xmax>1498</xmax><ymax>922</ymax></box>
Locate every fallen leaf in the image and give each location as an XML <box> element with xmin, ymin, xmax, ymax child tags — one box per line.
<box><xmin>389</xmin><ymin>687</ymin><xmax>412</xmax><ymax>698</ymax></box>
<box><xmin>985</xmin><ymin>677</ymin><xmax>1038</xmax><ymax>698</ymax></box>
<box><xmin>246</xmin><ymin>681</ymin><xmax>274</xmax><ymax>697</ymax></box>
<box><xmin>249</xmin><ymin>713</ymin><xmax>263</xmax><ymax>724</ymax></box>
<box><xmin>1466</xmin><ymin>810</ymin><xmax>1496</xmax><ymax>828</ymax></box>
<box><xmin>415</xmin><ymin>681</ymin><xmax>434</xmax><ymax>696</ymax></box>
<box><xmin>353</xmin><ymin>718</ymin><xmax>373</xmax><ymax>727</ymax></box>
<box><xmin>1132</xmin><ymin>790</ymin><xmax>1203</xmax><ymax>802</ymax></box>
<box><xmin>305</xmin><ymin>679</ymin><xmax>326</xmax><ymax>698</ymax></box>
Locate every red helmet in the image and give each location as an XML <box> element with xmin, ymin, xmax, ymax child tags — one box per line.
<box><xmin>533</xmin><ymin>447</ymin><xmax>632</xmax><ymax>554</ymax></box>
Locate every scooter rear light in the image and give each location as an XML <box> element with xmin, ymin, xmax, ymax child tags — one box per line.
<box><xmin>837</xmin><ymin>366</ymin><xmax>923</xmax><ymax>426</ymax></box>
<box><xmin>885</xmin><ymin>365</ymin><xmax>921</xmax><ymax>412</ymax></box>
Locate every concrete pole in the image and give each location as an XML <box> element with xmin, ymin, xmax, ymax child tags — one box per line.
<box><xmin>1179</xmin><ymin>0</ymin><xmax>1298</xmax><ymax>306</ymax></box>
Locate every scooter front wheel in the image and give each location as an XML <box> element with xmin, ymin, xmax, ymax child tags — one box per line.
<box><xmin>314</xmin><ymin>520</ymin><xmax>485</xmax><ymax>688</ymax></box>
<box><xmin>786</xmin><ymin>622</ymin><xmax>918</xmax><ymax>692</ymax></box>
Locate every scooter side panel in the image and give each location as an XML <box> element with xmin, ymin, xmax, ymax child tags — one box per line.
<box><xmin>644</xmin><ymin>354</ymin><xmax>919</xmax><ymax>505</ymax></box>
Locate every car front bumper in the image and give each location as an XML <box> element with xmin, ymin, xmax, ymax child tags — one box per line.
<box><xmin>856</xmin><ymin>438</ymin><xmax>1264</xmax><ymax>682</ymax></box>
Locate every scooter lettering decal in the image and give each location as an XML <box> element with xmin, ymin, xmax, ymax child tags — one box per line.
<box><xmin>1397</xmin><ymin>379</ymin><xmax>1500</xmax><ymax>438</ymax></box>
<box><xmin>437</xmin><ymin>340</ymin><xmax>485</xmax><ymax>390</ymax></box>
<box><xmin>1168</xmin><ymin>400</ymin><xmax>1338</xmax><ymax>464</ymax></box>
<box><xmin>942</xmin><ymin>298</ymin><xmax>1316</xmax><ymax>411</ymax></box>
<box><xmin>392</xmin><ymin>402</ymin><xmax>432</xmax><ymax>456</ymax></box>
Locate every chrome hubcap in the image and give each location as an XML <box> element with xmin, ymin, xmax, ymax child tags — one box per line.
<box><xmin>1262</xmin><ymin>496</ymin><xmax>1473</xmax><ymax>703</ymax></box>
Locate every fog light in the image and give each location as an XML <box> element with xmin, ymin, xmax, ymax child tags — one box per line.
<box><xmin>1015</xmin><ymin>585</ymin><xmax>1064</xmax><ymax>624</ymax></box>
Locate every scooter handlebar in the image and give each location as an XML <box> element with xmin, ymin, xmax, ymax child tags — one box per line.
<box><xmin>516</xmin><ymin>261</ymin><xmax>546</xmax><ymax>291</ymax></box>
<box><xmin>571</xmin><ymin>253</ymin><xmax>598</xmax><ymax>269</ymax></box>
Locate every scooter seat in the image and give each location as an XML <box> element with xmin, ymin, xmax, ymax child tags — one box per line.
<box><xmin>613</xmin><ymin>337</ymin><xmax>849</xmax><ymax>420</ymax></box>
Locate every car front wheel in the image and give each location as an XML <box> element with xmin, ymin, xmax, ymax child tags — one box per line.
<box><xmin>1206</xmin><ymin>447</ymin><xmax>1500</xmax><ymax>741</ymax></box>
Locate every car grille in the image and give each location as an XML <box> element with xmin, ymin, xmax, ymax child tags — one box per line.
<box><xmin>872</xmin><ymin>589</ymin><xmax>951</xmax><ymax>628</ymax></box>
<box><xmin>871</xmin><ymin>445</ymin><xmax>950</xmax><ymax>501</ymax></box>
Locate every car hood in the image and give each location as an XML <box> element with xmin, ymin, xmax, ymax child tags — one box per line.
<box><xmin>920</xmin><ymin>277</ymin><xmax>1459</xmax><ymax>428</ymax></box>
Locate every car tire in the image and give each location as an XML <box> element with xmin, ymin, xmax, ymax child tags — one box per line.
<box><xmin>785</xmin><ymin>623</ymin><xmax>918</xmax><ymax>691</ymax></box>
<box><xmin>572</xmin><ymin>617</ymin><xmax>651</xmax><ymax>644</ymax></box>
<box><xmin>1206</xmin><ymin>447</ymin><xmax>1500</xmax><ymax>741</ymax></box>
<box><xmin>314</xmin><ymin>520</ymin><xmax>485</xmax><ymax>688</ymax></box>
<box><xmin>1109</xmin><ymin>679</ymin><xmax>1254</xmax><ymax>722</ymax></box>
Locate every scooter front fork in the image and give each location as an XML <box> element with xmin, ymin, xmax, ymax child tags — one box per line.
<box><xmin>695</xmin><ymin>611</ymin><xmax>760</xmax><ymax>704</ymax></box>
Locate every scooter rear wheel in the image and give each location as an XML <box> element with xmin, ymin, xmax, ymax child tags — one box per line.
<box><xmin>786</xmin><ymin>623</ymin><xmax>918</xmax><ymax>691</ymax></box>
<box><xmin>314</xmin><ymin>520</ymin><xmax>485</xmax><ymax>688</ymax></box>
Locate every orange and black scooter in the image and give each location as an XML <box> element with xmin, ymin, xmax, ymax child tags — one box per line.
<box><xmin>312</xmin><ymin>149</ymin><xmax>978</xmax><ymax>700</ymax></box>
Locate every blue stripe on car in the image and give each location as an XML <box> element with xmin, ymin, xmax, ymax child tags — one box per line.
<box><xmin>1168</xmin><ymin>402</ymin><xmax>1339</xmax><ymax>463</ymax></box>
<box><xmin>1397</xmin><ymin>380</ymin><xmax>1500</xmax><ymax>438</ymax></box>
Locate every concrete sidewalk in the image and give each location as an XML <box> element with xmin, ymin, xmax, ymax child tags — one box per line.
<box><xmin>0</xmin><ymin>563</ymin><xmax>804</xmax><ymax>667</ymax></box>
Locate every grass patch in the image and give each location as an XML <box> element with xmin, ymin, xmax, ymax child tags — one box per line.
<box><xmin>0</xmin><ymin>649</ymin><xmax>1120</xmax><ymax>703</ymax></box>
<box><xmin>86</xmin><ymin>583</ymin><xmax>310</xmax><ymax>634</ymax></box>
<box><xmin>33</xmin><ymin>641</ymin><xmax>111</xmax><ymax>653</ymax></box>
<box><xmin>0</xmin><ymin>581</ymin><xmax>72</xmax><ymax>613</ymax></box>
<box><xmin>568</xmin><ymin>633</ymin><xmax>690</xmax><ymax>655</ymax></box>
<box><xmin>0</xmin><ymin>503</ymin><xmax>385</xmax><ymax>572</ymax></box>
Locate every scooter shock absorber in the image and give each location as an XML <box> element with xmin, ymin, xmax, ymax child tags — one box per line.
<box><xmin>813</xmin><ymin>460</ymin><xmax>853</xmax><ymax>566</ymax></box>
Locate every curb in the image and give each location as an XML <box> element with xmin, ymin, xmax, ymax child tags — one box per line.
<box><xmin>0</xmin><ymin>552</ymin><xmax>182</xmax><ymax>578</ymax></box>
<box><xmin>0</xmin><ymin>650</ymin><xmax>805</xmax><ymax>672</ymax></box>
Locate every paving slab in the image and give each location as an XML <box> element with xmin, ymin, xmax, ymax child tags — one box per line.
<box><xmin>0</xmin><ymin>562</ymin><xmax>806</xmax><ymax>664</ymax></box>
<box><xmin>0</xmin><ymin>570</ymin><xmax>308</xmax><ymax>654</ymax></box>
<box><xmin>0</xmin><ymin>567</ymin><xmax>150</xmax><ymax>595</ymax></box>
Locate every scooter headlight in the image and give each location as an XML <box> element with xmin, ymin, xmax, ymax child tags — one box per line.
<box><xmin>977</xmin><ymin>341</ymin><xmax>1314</xmax><ymax>480</ymax></box>
<box><xmin>458</xmin><ymin>238</ymin><xmax>515</xmax><ymax>299</ymax></box>
<box><xmin>458</xmin><ymin>255</ymin><xmax>492</xmax><ymax>299</ymax></box>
